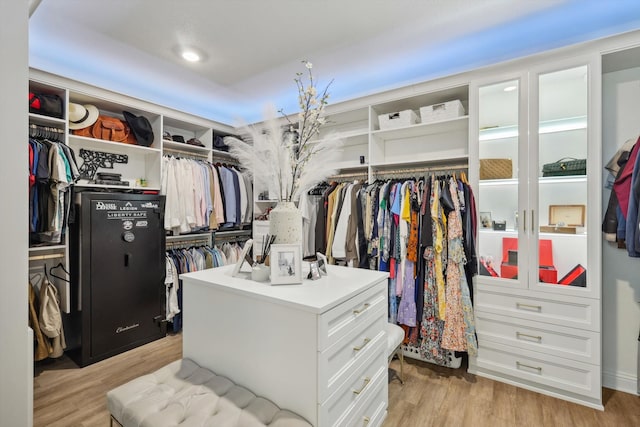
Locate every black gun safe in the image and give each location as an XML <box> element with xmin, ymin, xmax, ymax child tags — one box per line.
<box><xmin>68</xmin><ymin>192</ymin><xmax>166</xmax><ymax>367</ymax></box>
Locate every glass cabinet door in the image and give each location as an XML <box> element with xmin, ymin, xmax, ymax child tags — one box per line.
<box><xmin>532</xmin><ymin>64</ymin><xmax>589</xmax><ymax>289</ymax></box>
<box><xmin>476</xmin><ymin>77</ymin><xmax>526</xmax><ymax>287</ymax></box>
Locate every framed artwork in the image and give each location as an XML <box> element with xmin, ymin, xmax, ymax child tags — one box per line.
<box><xmin>480</xmin><ymin>211</ymin><xmax>493</xmax><ymax>229</ymax></box>
<box><xmin>270</xmin><ymin>244</ymin><xmax>303</xmax><ymax>285</ymax></box>
<box><xmin>316</xmin><ymin>252</ymin><xmax>328</xmax><ymax>276</ymax></box>
<box><xmin>231</xmin><ymin>238</ymin><xmax>253</xmax><ymax>277</ymax></box>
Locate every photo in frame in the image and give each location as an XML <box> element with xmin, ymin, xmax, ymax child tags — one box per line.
<box><xmin>231</xmin><ymin>238</ymin><xmax>253</xmax><ymax>277</ymax></box>
<box><xmin>480</xmin><ymin>211</ymin><xmax>493</xmax><ymax>229</ymax></box>
<box><xmin>316</xmin><ymin>252</ymin><xmax>328</xmax><ymax>276</ymax></box>
<box><xmin>270</xmin><ymin>244</ymin><xmax>303</xmax><ymax>285</ymax></box>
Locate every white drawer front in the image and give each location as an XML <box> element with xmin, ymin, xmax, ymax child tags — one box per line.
<box><xmin>476</xmin><ymin>311</ymin><xmax>600</xmax><ymax>365</ymax></box>
<box><xmin>319</xmin><ymin>280</ymin><xmax>387</xmax><ymax>351</ymax></box>
<box><xmin>475</xmin><ymin>289</ymin><xmax>599</xmax><ymax>331</ymax></box>
<box><xmin>318</xmin><ymin>308</ymin><xmax>385</xmax><ymax>402</ymax></box>
<box><xmin>343</xmin><ymin>372</ymin><xmax>388</xmax><ymax>427</ymax></box>
<box><xmin>475</xmin><ymin>341</ymin><xmax>601</xmax><ymax>399</ymax></box>
<box><xmin>319</xmin><ymin>351</ymin><xmax>386</xmax><ymax>427</ymax></box>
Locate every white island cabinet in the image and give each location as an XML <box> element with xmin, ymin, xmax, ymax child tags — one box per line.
<box><xmin>180</xmin><ymin>264</ymin><xmax>389</xmax><ymax>427</ymax></box>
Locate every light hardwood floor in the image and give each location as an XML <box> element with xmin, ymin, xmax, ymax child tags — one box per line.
<box><xmin>34</xmin><ymin>333</ymin><xmax>639</xmax><ymax>427</ymax></box>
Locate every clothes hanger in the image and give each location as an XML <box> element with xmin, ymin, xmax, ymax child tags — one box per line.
<box><xmin>49</xmin><ymin>262</ymin><xmax>70</xmax><ymax>283</ymax></box>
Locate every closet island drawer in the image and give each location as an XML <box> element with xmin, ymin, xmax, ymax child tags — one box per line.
<box><xmin>343</xmin><ymin>371</ymin><xmax>388</xmax><ymax>427</ymax></box>
<box><xmin>318</xmin><ymin>280</ymin><xmax>386</xmax><ymax>351</ymax></box>
<box><xmin>475</xmin><ymin>289</ymin><xmax>599</xmax><ymax>331</ymax></box>
<box><xmin>318</xmin><ymin>350</ymin><xmax>386</xmax><ymax>427</ymax></box>
<box><xmin>475</xmin><ymin>341</ymin><xmax>600</xmax><ymax>399</ymax></box>
<box><xmin>475</xmin><ymin>311</ymin><xmax>600</xmax><ymax>365</ymax></box>
<box><xmin>318</xmin><ymin>311</ymin><xmax>385</xmax><ymax>402</ymax></box>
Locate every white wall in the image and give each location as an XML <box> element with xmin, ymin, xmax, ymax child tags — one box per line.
<box><xmin>601</xmin><ymin>66</ymin><xmax>640</xmax><ymax>394</ymax></box>
<box><xmin>0</xmin><ymin>0</ymin><xmax>31</xmax><ymax>425</ymax></box>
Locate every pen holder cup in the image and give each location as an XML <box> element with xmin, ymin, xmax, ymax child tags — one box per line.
<box><xmin>251</xmin><ymin>264</ymin><xmax>270</xmax><ymax>282</ymax></box>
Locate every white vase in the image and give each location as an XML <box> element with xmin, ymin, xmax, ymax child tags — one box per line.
<box><xmin>269</xmin><ymin>201</ymin><xmax>303</xmax><ymax>245</ymax></box>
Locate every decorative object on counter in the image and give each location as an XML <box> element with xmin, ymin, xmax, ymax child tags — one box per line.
<box><xmin>316</xmin><ymin>252</ymin><xmax>328</xmax><ymax>276</ymax></box>
<box><xmin>307</xmin><ymin>261</ymin><xmax>321</xmax><ymax>280</ymax></box>
<box><xmin>123</xmin><ymin>111</ymin><xmax>154</xmax><ymax>147</ymax></box>
<box><xmin>542</xmin><ymin>157</ymin><xmax>586</xmax><ymax>177</ymax></box>
<box><xmin>479</xmin><ymin>158</ymin><xmax>512</xmax><ymax>180</ymax></box>
<box><xmin>270</xmin><ymin>244</ymin><xmax>303</xmax><ymax>285</ymax></box>
<box><xmin>78</xmin><ymin>149</ymin><xmax>128</xmax><ymax>180</ymax></box>
<box><xmin>225</xmin><ymin>61</ymin><xmax>343</xmax><ymax>245</ymax></box>
<box><xmin>231</xmin><ymin>239</ymin><xmax>254</xmax><ymax>278</ymax></box>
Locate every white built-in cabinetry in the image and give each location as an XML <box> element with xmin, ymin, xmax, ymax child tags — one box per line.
<box><xmin>27</xmin><ymin>69</ymin><xmax>241</xmax><ymax>315</ymax></box>
<box><xmin>180</xmin><ymin>264</ymin><xmax>389</xmax><ymax>427</ymax></box>
<box><xmin>468</xmin><ymin>54</ymin><xmax>603</xmax><ymax>408</ymax></box>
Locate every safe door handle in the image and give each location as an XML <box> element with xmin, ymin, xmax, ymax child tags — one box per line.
<box><xmin>124</xmin><ymin>253</ymin><xmax>131</xmax><ymax>267</ymax></box>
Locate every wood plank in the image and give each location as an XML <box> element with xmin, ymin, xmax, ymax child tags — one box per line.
<box><xmin>33</xmin><ymin>334</ymin><xmax>639</xmax><ymax>427</ymax></box>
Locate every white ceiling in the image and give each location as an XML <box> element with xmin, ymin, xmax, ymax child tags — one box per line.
<box><xmin>28</xmin><ymin>0</ymin><xmax>640</xmax><ymax>125</ymax></box>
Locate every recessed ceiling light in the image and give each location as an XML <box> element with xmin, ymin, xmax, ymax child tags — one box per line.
<box><xmin>503</xmin><ymin>85</ymin><xmax>517</xmax><ymax>92</ymax></box>
<box><xmin>181</xmin><ymin>49</ymin><xmax>201</xmax><ymax>62</ymax></box>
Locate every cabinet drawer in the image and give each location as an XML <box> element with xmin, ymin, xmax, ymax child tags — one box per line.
<box><xmin>319</xmin><ymin>307</ymin><xmax>385</xmax><ymax>402</ymax></box>
<box><xmin>318</xmin><ymin>350</ymin><xmax>386</xmax><ymax>427</ymax></box>
<box><xmin>343</xmin><ymin>372</ymin><xmax>388</xmax><ymax>427</ymax></box>
<box><xmin>475</xmin><ymin>289</ymin><xmax>599</xmax><ymax>331</ymax></box>
<box><xmin>319</xmin><ymin>280</ymin><xmax>386</xmax><ymax>351</ymax></box>
<box><xmin>475</xmin><ymin>341</ymin><xmax>601</xmax><ymax>399</ymax></box>
<box><xmin>476</xmin><ymin>311</ymin><xmax>600</xmax><ymax>365</ymax></box>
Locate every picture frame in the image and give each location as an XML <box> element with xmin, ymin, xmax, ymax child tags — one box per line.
<box><xmin>231</xmin><ymin>238</ymin><xmax>253</xmax><ymax>277</ymax></box>
<box><xmin>480</xmin><ymin>211</ymin><xmax>493</xmax><ymax>229</ymax></box>
<box><xmin>316</xmin><ymin>252</ymin><xmax>328</xmax><ymax>276</ymax></box>
<box><xmin>270</xmin><ymin>244</ymin><xmax>303</xmax><ymax>285</ymax></box>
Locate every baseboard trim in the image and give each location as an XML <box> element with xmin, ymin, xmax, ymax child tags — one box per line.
<box><xmin>602</xmin><ymin>370</ymin><xmax>638</xmax><ymax>395</ymax></box>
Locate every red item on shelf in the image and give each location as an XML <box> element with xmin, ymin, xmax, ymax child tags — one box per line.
<box><xmin>500</xmin><ymin>238</ymin><xmax>558</xmax><ymax>284</ymax></box>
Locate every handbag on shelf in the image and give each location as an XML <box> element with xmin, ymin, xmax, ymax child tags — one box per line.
<box><xmin>29</xmin><ymin>92</ymin><xmax>64</xmax><ymax>119</ymax></box>
<box><xmin>73</xmin><ymin>115</ymin><xmax>137</xmax><ymax>144</ymax></box>
<box><xmin>479</xmin><ymin>158</ymin><xmax>512</xmax><ymax>180</ymax></box>
<box><xmin>542</xmin><ymin>157</ymin><xmax>586</xmax><ymax>177</ymax></box>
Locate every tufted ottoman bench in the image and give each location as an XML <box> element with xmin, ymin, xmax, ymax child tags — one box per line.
<box><xmin>107</xmin><ymin>358</ymin><xmax>312</xmax><ymax>427</ymax></box>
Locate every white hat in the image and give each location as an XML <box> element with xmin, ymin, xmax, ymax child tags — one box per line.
<box><xmin>68</xmin><ymin>102</ymin><xmax>99</xmax><ymax>130</ymax></box>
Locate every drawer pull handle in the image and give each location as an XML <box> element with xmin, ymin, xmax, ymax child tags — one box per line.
<box><xmin>353</xmin><ymin>377</ymin><xmax>371</xmax><ymax>395</ymax></box>
<box><xmin>353</xmin><ymin>303</ymin><xmax>371</xmax><ymax>315</ymax></box>
<box><xmin>516</xmin><ymin>332</ymin><xmax>542</xmax><ymax>342</ymax></box>
<box><xmin>363</xmin><ymin>416</ymin><xmax>370</xmax><ymax>425</ymax></box>
<box><xmin>516</xmin><ymin>302</ymin><xmax>542</xmax><ymax>312</ymax></box>
<box><xmin>353</xmin><ymin>338</ymin><xmax>371</xmax><ymax>351</ymax></box>
<box><xmin>516</xmin><ymin>361</ymin><xmax>542</xmax><ymax>374</ymax></box>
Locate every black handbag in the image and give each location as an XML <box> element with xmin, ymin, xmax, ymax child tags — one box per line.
<box><xmin>542</xmin><ymin>157</ymin><xmax>586</xmax><ymax>177</ymax></box>
<box><xmin>29</xmin><ymin>92</ymin><xmax>64</xmax><ymax>119</ymax></box>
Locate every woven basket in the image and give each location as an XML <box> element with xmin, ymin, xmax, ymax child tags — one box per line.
<box><xmin>480</xmin><ymin>158</ymin><xmax>512</xmax><ymax>180</ymax></box>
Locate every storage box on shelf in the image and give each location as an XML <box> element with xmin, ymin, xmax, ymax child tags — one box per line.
<box><xmin>369</xmin><ymin>86</ymin><xmax>469</xmax><ymax>168</ymax></box>
<box><xmin>420</xmin><ymin>99</ymin><xmax>465</xmax><ymax>124</ymax></box>
<box><xmin>377</xmin><ymin>110</ymin><xmax>418</xmax><ymax>130</ymax></box>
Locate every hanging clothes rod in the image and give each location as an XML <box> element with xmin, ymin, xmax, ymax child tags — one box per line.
<box><xmin>328</xmin><ymin>170</ymin><xmax>369</xmax><ymax>181</ymax></box>
<box><xmin>163</xmin><ymin>148</ymin><xmax>210</xmax><ymax>159</ymax></box>
<box><xmin>372</xmin><ymin>163</ymin><xmax>468</xmax><ymax>178</ymax></box>
<box><xmin>29</xmin><ymin>253</ymin><xmax>65</xmax><ymax>261</ymax></box>
<box><xmin>166</xmin><ymin>239</ymin><xmax>210</xmax><ymax>249</ymax></box>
